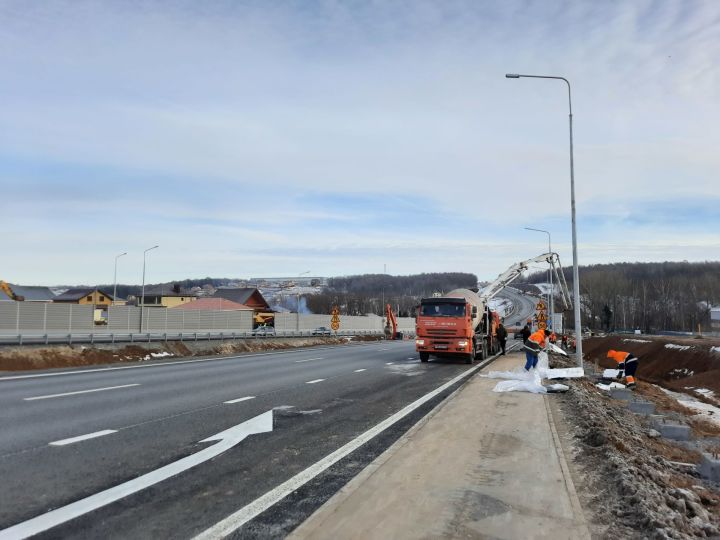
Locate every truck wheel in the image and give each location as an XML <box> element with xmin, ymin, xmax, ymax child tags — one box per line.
<box><xmin>466</xmin><ymin>346</ymin><xmax>476</xmax><ymax>364</ymax></box>
<box><xmin>420</xmin><ymin>352</ymin><xmax>429</xmax><ymax>363</ymax></box>
<box><xmin>482</xmin><ymin>342</ymin><xmax>488</xmax><ymax>359</ymax></box>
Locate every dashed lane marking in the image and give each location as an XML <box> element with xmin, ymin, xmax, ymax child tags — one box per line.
<box><xmin>49</xmin><ymin>430</ymin><xmax>118</xmax><ymax>446</ymax></box>
<box><xmin>24</xmin><ymin>383</ymin><xmax>140</xmax><ymax>401</ymax></box>
<box><xmin>305</xmin><ymin>379</ymin><xmax>325</xmax><ymax>384</ymax></box>
<box><xmin>295</xmin><ymin>358</ymin><xmax>325</xmax><ymax>363</ymax></box>
<box><xmin>224</xmin><ymin>396</ymin><xmax>256</xmax><ymax>404</ymax></box>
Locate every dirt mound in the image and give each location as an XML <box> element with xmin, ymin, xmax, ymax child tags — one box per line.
<box><xmin>583</xmin><ymin>335</ymin><xmax>720</xmax><ymax>397</ymax></box>
<box><xmin>555</xmin><ymin>373</ymin><xmax>720</xmax><ymax>538</ymax></box>
<box><xmin>0</xmin><ymin>336</ymin><xmax>381</xmax><ymax>372</ymax></box>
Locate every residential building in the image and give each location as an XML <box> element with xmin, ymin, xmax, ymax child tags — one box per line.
<box><xmin>53</xmin><ymin>288</ymin><xmax>122</xmax><ymax>308</ymax></box>
<box><xmin>138</xmin><ymin>285</ymin><xmax>197</xmax><ymax>308</ymax></box>
<box><xmin>0</xmin><ymin>282</ymin><xmax>56</xmax><ymax>302</ymax></box>
<box><xmin>213</xmin><ymin>287</ymin><xmax>273</xmax><ymax>325</ymax></box>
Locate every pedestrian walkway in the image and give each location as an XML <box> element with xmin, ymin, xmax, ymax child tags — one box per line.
<box><xmin>290</xmin><ymin>352</ymin><xmax>590</xmax><ymax>540</ymax></box>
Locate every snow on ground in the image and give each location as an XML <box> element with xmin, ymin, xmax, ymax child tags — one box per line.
<box><xmin>658</xmin><ymin>386</ymin><xmax>720</xmax><ymax>427</ymax></box>
<box><xmin>142</xmin><ymin>351</ymin><xmax>174</xmax><ymax>361</ymax></box>
<box><xmin>665</xmin><ymin>343</ymin><xmax>692</xmax><ymax>351</ymax></box>
<box><xmin>670</xmin><ymin>368</ymin><xmax>695</xmax><ymax>377</ymax></box>
<box><xmin>487</xmin><ymin>297</ymin><xmax>513</xmax><ymax>318</ymax></box>
<box><xmin>623</xmin><ymin>338</ymin><xmax>652</xmax><ymax>343</ymax></box>
<box><xmin>685</xmin><ymin>387</ymin><xmax>716</xmax><ymax>399</ymax></box>
<box><xmin>710</xmin><ymin>346</ymin><xmax>720</xmax><ymax>354</ymax></box>
<box><xmin>533</xmin><ymin>282</ymin><xmax>554</xmax><ymax>296</ymax></box>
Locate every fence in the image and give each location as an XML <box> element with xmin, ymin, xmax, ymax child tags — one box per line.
<box><xmin>0</xmin><ymin>302</ymin><xmax>416</xmax><ymax>343</ymax></box>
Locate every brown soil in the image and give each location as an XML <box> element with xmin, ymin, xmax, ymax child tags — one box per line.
<box><xmin>583</xmin><ymin>335</ymin><xmax>720</xmax><ymax>398</ymax></box>
<box><xmin>555</xmin><ymin>371</ymin><xmax>720</xmax><ymax>539</ymax></box>
<box><xmin>0</xmin><ymin>336</ymin><xmax>383</xmax><ymax>372</ymax></box>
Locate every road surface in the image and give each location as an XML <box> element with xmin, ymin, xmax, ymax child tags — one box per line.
<box><xmin>497</xmin><ymin>287</ymin><xmax>537</xmax><ymax>328</ymax></box>
<box><xmin>0</xmin><ymin>341</ymin><xmax>488</xmax><ymax>539</ymax></box>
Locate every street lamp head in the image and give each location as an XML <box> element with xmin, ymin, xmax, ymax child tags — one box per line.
<box><xmin>505</xmin><ymin>73</ymin><xmax>520</xmax><ymax>78</ymax></box>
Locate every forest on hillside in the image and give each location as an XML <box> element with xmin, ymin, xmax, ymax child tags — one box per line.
<box><xmin>305</xmin><ymin>273</ymin><xmax>478</xmax><ymax>316</ymax></box>
<box><xmin>522</xmin><ymin>261</ymin><xmax>720</xmax><ymax>333</ymax></box>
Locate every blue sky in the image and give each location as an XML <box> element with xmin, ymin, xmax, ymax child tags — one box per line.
<box><xmin>1</xmin><ymin>1</ymin><xmax>719</xmax><ymax>285</ymax></box>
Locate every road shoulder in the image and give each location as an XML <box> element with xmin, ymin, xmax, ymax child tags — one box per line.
<box><xmin>290</xmin><ymin>352</ymin><xmax>590</xmax><ymax>539</ymax></box>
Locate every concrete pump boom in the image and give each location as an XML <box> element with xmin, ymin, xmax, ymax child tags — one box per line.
<box><xmin>480</xmin><ymin>253</ymin><xmax>573</xmax><ymax>311</ymax></box>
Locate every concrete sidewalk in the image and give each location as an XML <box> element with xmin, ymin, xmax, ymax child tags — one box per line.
<box><xmin>290</xmin><ymin>352</ymin><xmax>590</xmax><ymax>540</ymax></box>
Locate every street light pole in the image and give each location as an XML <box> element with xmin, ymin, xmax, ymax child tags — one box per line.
<box><xmin>139</xmin><ymin>245</ymin><xmax>159</xmax><ymax>332</ymax></box>
<box><xmin>506</xmin><ymin>73</ymin><xmax>582</xmax><ymax>367</ymax></box>
<box><xmin>524</xmin><ymin>228</ymin><xmax>552</xmax><ymax>332</ymax></box>
<box><xmin>113</xmin><ymin>252</ymin><xmax>127</xmax><ymax>306</ymax></box>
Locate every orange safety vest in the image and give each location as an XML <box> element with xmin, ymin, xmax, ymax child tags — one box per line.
<box><xmin>607</xmin><ymin>350</ymin><xmax>630</xmax><ymax>364</ymax></box>
<box><xmin>529</xmin><ymin>330</ymin><xmax>546</xmax><ymax>347</ymax></box>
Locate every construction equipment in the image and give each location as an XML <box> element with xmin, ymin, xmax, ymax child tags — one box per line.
<box><xmin>415</xmin><ymin>253</ymin><xmax>572</xmax><ymax>364</ymax></box>
<box><xmin>0</xmin><ymin>281</ymin><xmax>22</xmax><ymax>301</ymax></box>
<box><xmin>384</xmin><ymin>303</ymin><xmax>402</xmax><ymax>340</ymax></box>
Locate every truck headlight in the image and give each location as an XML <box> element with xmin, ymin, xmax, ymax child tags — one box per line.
<box><xmin>458</xmin><ymin>340</ymin><xmax>468</xmax><ymax>347</ymax></box>
<box><xmin>415</xmin><ymin>339</ymin><xmax>425</xmax><ymax>346</ymax></box>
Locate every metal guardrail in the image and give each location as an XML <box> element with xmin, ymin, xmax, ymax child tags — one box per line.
<box><xmin>0</xmin><ymin>329</ymin><xmax>412</xmax><ymax>346</ymax></box>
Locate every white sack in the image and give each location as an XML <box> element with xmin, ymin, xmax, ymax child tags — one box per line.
<box><xmin>603</xmin><ymin>369</ymin><xmax>621</xmax><ymax>378</ymax></box>
<box><xmin>546</xmin><ymin>342</ymin><xmax>568</xmax><ymax>356</ymax></box>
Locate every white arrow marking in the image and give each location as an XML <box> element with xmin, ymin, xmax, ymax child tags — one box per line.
<box><xmin>0</xmin><ymin>410</ymin><xmax>274</xmax><ymax>540</ymax></box>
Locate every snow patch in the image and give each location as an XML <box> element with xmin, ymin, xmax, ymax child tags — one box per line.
<box><xmin>623</xmin><ymin>338</ymin><xmax>651</xmax><ymax>343</ymax></box>
<box><xmin>658</xmin><ymin>386</ymin><xmax>720</xmax><ymax>427</ymax></box>
<box><xmin>142</xmin><ymin>351</ymin><xmax>175</xmax><ymax>361</ymax></box>
<box><xmin>665</xmin><ymin>344</ymin><xmax>692</xmax><ymax>351</ymax></box>
<box><xmin>670</xmin><ymin>368</ymin><xmax>694</xmax><ymax>377</ymax></box>
<box><xmin>710</xmin><ymin>346</ymin><xmax>720</xmax><ymax>354</ymax></box>
<box><xmin>596</xmin><ymin>382</ymin><xmax>626</xmax><ymax>391</ymax></box>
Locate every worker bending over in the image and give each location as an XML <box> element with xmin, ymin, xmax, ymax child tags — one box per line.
<box><xmin>607</xmin><ymin>349</ymin><xmax>639</xmax><ymax>388</ymax></box>
<box><xmin>524</xmin><ymin>327</ymin><xmax>550</xmax><ymax>371</ymax></box>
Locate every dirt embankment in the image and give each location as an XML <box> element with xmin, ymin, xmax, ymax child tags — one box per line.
<box><xmin>0</xmin><ymin>336</ymin><xmax>383</xmax><ymax>372</ymax></box>
<box><xmin>553</xmin><ymin>359</ymin><xmax>720</xmax><ymax>539</ymax></box>
<box><xmin>583</xmin><ymin>335</ymin><xmax>720</xmax><ymax>399</ymax></box>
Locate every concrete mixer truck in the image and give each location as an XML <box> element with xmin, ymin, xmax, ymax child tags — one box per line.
<box><xmin>415</xmin><ymin>253</ymin><xmax>572</xmax><ymax>364</ymax></box>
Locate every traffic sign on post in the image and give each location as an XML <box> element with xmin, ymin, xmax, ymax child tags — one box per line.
<box><xmin>330</xmin><ymin>306</ymin><xmax>340</xmax><ymax>331</ymax></box>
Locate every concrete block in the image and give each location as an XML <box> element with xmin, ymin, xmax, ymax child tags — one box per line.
<box><xmin>698</xmin><ymin>453</ymin><xmax>720</xmax><ymax>483</ymax></box>
<box><xmin>628</xmin><ymin>400</ymin><xmax>656</xmax><ymax>415</ymax></box>
<box><xmin>610</xmin><ymin>388</ymin><xmax>633</xmax><ymax>401</ymax></box>
<box><xmin>652</xmin><ymin>420</ymin><xmax>691</xmax><ymax>441</ymax></box>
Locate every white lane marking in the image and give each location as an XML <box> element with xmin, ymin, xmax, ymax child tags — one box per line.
<box><xmin>378</xmin><ymin>348</ymin><xmax>389</xmax><ymax>351</ymax></box>
<box><xmin>294</xmin><ymin>357</ymin><xmax>325</xmax><ymax>363</ymax></box>
<box><xmin>305</xmin><ymin>379</ymin><xmax>325</xmax><ymax>384</ymax></box>
<box><xmin>224</xmin><ymin>396</ymin><xmax>256</xmax><ymax>404</ymax></box>
<box><xmin>194</xmin><ymin>349</ymin><xmax>508</xmax><ymax>540</ymax></box>
<box><xmin>49</xmin><ymin>430</ymin><xmax>117</xmax><ymax>446</ymax></box>
<box><xmin>385</xmin><ymin>362</ymin><xmax>394</xmax><ymax>365</ymax></box>
<box><xmin>353</xmin><ymin>369</ymin><xmax>366</xmax><ymax>373</ymax></box>
<box><xmin>407</xmin><ymin>357</ymin><xmax>417</xmax><ymax>360</ymax></box>
<box><xmin>0</xmin><ymin>342</ymin><xmax>392</xmax><ymax>381</ymax></box>
<box><xmin>0</xmin><ymin>411</ymin><xmax>274</xmax><ymax>540</ymax></box>
<box><xmin>24</xmin><ymin>383</ymin><xmax>140</xmax><ymax>401</ymax></box>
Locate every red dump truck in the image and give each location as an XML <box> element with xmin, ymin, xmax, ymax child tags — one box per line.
<box><xmin>415</xmin><ymin>289</ymin><xmax>500</xmax><ymax>364</ymax></box>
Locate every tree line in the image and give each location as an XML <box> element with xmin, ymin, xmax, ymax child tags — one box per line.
<box><xmin>521</xmin><ymin>261</ymin><xmax>720</xmax><ymax>332</ymax></box>
<box><xmin>305</xmin><ymin>273</ymin><xmax>478</xmax><ymax>316</ymax></box>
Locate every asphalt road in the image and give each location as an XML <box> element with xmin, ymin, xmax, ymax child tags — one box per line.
<box><xmin>497</xmin><ymin>287</ymin><xmax>537</xmax><ymax>328</ymax></box>
<box><xmin>0</xmin><ymin>340</ymin><xmax>492</xmax><ymax>539</ymax></box>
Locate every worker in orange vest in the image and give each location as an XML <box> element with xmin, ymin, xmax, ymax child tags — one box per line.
<box><xmin>523</xmin><ymin>327</ymin><xmax>550</xmax><ymax>371</ymax></box>
<box><xmin>607</xmin><ymin>350</ymin><xmax>639</xmax><ymax>388</ymax></box>
<box><xmin>549</xmin><ymin>330</ymin><xmax>557</xmax><ymax>344</ymax></box>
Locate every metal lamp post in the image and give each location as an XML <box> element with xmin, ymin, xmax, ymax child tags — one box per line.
<box><xmin>139</xmin><ymin>245</ymin><xmax>159</xmax><ymax>332</ymax></box>
<box><xmin>506</xmin><ymin>73</ymin><xmax>582</xmax><ymax>367</ymax></box>
<box><xmin>112</xmin><ymin>252</ymin><xmax>127</xmax><ymax>306</ymax></box>
<box><xmin>524</xmin><ymin>228</ymin><xmax>553</xmax><ymax>332</ymax></box>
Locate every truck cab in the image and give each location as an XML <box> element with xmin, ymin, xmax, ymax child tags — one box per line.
<box><xmin>415</xmin><ymin>294</ymin><xmax>497</xmax><ymax>364</ymax></box>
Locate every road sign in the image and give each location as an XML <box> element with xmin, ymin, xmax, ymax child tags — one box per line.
<box><xmin>538</xmin><ymin>321</ymin><xmax>547</xmax><ymax>330</ymax></box>
<box><xmin>330</xmin><ymin>306</ymin><xmax>340</xmax><ymax>331</ymax></box>
<box><xmin>537</xmin><ymin>313</ymin><xmax>547</xmax><ymax>322</ymax></box>
<box><xmin>536</xmin><ymin>301</ymin><xmax>546</xmax><ymax>311</ymax></box>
